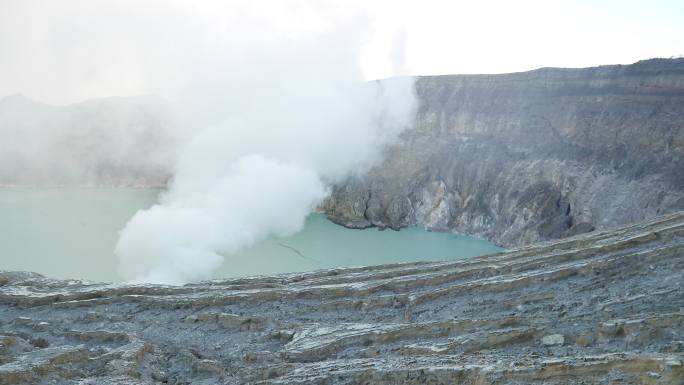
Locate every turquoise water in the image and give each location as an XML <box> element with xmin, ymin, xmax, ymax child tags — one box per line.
<box><xmin>0</xmin><ymin>188</ymin><xmax>502</xmax><ymax>282</ymax></box>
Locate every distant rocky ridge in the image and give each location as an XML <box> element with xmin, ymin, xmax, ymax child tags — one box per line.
<box><xmin>1</xmin><ymin>211</ymin><xmax>682</xmax><ymax>384</ymax></box>
<box><xmin>0</xmin><ymin>94</ymin><xmax>177</xmax><ymax>186</ymax></box>
<box><xmin>323</xmin><ymin>58</ymin><xmax>684</xmax><ymax>247</ymax></box>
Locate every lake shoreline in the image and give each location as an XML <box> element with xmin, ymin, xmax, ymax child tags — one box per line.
<box><xmin>0</xmin><ymin>188</ymin><xmax>501</xmax><ymax>283</ymax></box>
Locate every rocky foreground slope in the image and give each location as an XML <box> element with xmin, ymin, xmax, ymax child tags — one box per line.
<box><xmin>324</xmin><ymin>58</ymin><xmax>684</xmax><ymax>247</ymax></box>
<box><xmin>1</xmin><ymin>211</ymin><xmax>683</xmax><ymax>384</ymax></box>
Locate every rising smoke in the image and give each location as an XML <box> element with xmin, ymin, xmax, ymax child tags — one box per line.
<box><xmin>0</xmin><ymin>1</ymin><xmax>416</xmax><ymax>284</ymax></box>
<box><xmin>112</xmin><ymin>2</ymin><xmax>416</xmax><ymax>284</ymax></box>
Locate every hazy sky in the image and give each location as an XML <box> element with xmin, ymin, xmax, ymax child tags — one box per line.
<box><xmin>0</xmin><ymin>0</ymin><xmax>682</xmax><ymax>104</ymax></box>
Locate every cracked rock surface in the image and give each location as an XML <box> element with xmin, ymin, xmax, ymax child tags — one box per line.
<box><xmin>1</xmin><ymin>211</ymin><xmax>683</xmax><ymax>384</ymax></box>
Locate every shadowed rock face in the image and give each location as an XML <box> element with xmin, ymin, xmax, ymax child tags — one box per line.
<box><xmin>323</xmin><ymin>58</ymin><xmax>684</xmax><ymax>247</ymax></box>
<box><xmin>1</xmin><ymin>211</ymin><xmax>683</xmax><ymax>384</ymax></box>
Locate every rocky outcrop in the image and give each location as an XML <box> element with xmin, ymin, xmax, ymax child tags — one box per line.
<box><xmin>323</xmin><ymin>58</ymin><xmax>684</xmax><ymax>247</ymax></box>
<box><xmin>1</xmin><ymin>211</ymin><xmax>683</xmax><ymax>384</ymax></box>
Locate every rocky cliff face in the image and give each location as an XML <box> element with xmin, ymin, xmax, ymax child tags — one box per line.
<box><xmin>1</xmin><ymin>211</ymin><xmax>683</xmax><ymax>384</ymax></box>
<box><xmin>323</xmin><ymin>58</ymin><xmax>684</xmax><ymax>247</ymax></box>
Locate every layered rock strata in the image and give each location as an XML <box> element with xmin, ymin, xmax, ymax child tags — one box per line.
<box><xmin>323</xmin><ymin>58</ymin><xmax>684</xmax><ymax>246</ymax></box>
<box><xmin>1</xmin><ymin>211</ymin><xmax>683</xmax><ymax>384</ymax></box>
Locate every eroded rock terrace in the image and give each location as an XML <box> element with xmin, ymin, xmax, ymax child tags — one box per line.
<box><xmin>1</xmin><ymin>211</ymin><xmax>683</xmax><ymax>384</ymax></box>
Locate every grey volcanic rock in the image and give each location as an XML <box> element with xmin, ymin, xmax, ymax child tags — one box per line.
<box><xmin>1</xmin><ymin>211</ymin><xmax>683</xmax><ymax>384</ymax></box>
<box><xmin>323</xmin><ymin>58</ymin><xmax>684</xmax><ymax>246</ymax></box>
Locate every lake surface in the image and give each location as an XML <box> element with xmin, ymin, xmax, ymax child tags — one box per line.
<box><xmin>0</xmin><ymin>188</ymin><xmax>502</xmax><ymax>282</ymax></box>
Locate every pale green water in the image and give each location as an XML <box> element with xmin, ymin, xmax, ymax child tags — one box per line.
<box><xmin>0</xmin><ymin>188</ymin><xmax>502</xmax><ymax>282</ymax></box>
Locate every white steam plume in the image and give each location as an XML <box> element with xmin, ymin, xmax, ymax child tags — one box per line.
<box><xmin>114</xmin><ymin>2</ymin><xmax>416</xmax><ymax>284</ymax></box>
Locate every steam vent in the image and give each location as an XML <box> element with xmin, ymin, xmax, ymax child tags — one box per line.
<box><xmin>1</xmin><ymin>210</ymin><xmax>683</xmax><ymax>384</ymax></box>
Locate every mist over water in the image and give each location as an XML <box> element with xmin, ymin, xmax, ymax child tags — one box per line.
<box><xmin>0</xmin><ymin>1</ymin><xmax>418</xmax><ymax>284</ymax></box>
<box><xmin>112</xmin><ymin>4</ymin><xmax>417</xmax><ymax>284</ymax></box>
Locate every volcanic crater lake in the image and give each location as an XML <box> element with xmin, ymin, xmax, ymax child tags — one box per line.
<box><xmin>0</xmin><ymin>187</ymin><xmax>502</xmax><ymax>282</ymax></box>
